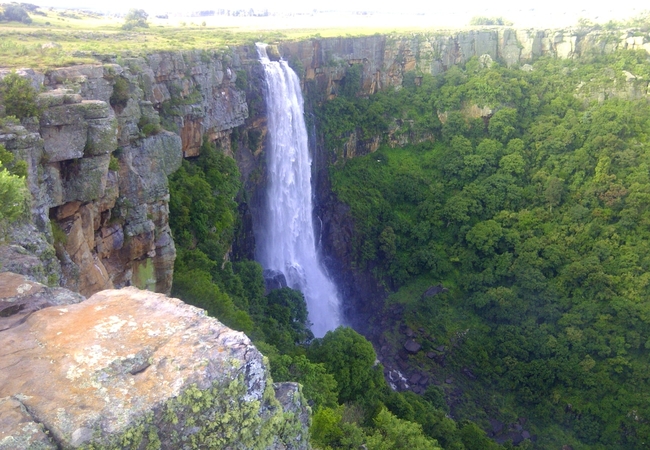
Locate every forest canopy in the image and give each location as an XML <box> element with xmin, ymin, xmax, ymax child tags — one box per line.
<box><xmin>326</xmin><ymin>49</ymin><xmax>650</xmax><ymax>448</ymax></box>
<box><xmin>167</xmin><ymin>36</ymin><xmax>650</xmax><ymax>448</ymax></box>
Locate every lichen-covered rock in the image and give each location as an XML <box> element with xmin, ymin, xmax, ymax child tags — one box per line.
<box><xmin>136</xmin><ymin>50</ymin><xmax>248</xmax><ymax>155</ymax></box>
<box><xmin>61</xmin><ymin>154</ymin><xmax>111</xmax><ymax>204</ymax></box>
<box><xmin>0</xmin><ymin>272</ymin><xmax>84</xmax><ymax>320</ymax></box>
<box><xmin>0</xmin><ymin>245</ymin><xmax>43</xmax><ymax>281</ymax></box>
<box><xmin>44</xmin><ymin>65</ymin><xmax>112</xmax><ymax>103</ymax></box>
<box><xmin>85</xmin><ymin>117</ymin><xmax>117</xmax><ymax>156</ymax></box>
<box><xmin>273</xmin><ymin>383</ymin><xmax>312</xmax><ymax>450</ymax></box>
<box><xmin>37</xmin><ymin>88</ymin><xmax>83</xmax><ymax>109</ymax></box>
<box><xmin>40</xmin><ymin>104</ymin><xmax>89</xmax><ymax>162</ymax></box>
<box><xmin>0</xmin><ymin>284</ymin><xmax>311</xmax><ymax>449</ymax></box>
<box><xmin>0</xmin><ymin>397</ymin><xmax>56</xmax><ymax>450</ymax></box>
<box><xmin>0</xmin><ymin>222</ymin><xmax>61</xmax><ymax>286</ymax></box>
<box><xmin>0</xmin><ymin>122</ymin><xmax>48</xmax><ymax>222</ymax></box>
<box><xmin>0</xmin><ymin>243</ymin><xmax>53</xmax><ymax>286</ymax></box>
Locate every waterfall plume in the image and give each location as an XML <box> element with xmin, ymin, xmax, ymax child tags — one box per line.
<box><xmin>255</xmin><ymin>43</ymin><xmax>342</xmax><ymax>337</ymax></box>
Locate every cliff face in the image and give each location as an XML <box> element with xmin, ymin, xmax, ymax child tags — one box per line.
<box><xmin>1</xmin><ymin>26</ymin><xmax>649</xmax><ymax>449</ymax></box>
<box><xmin>0</xmin><ymin>49</ymin><xmax>251</xmax><ymax>297</ymax></box>
<box><xmin>0</xmin><ymin>272</ymin><xmax>310</xmax><ymax>449</ymax></box>
<box><xmin>3</xmin><ymin>27</ymin><xmax>647</xmax><ymax>300</ymax></box>
<box><xmin>279</xmin><ymin>28</ymin><xmax>650</xmax><ymax>99</ymax></box>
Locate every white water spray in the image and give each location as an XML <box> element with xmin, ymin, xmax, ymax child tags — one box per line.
<box><xmin>256</xmin><ymin>43</ymin><xmax>342</xmax><ymax>337</ymax></box>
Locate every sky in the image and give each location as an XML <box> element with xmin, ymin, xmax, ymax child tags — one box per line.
<box><xmin>29</xmin><ymin>0</ymin><xmax>650</xmax><ymax>28</ymax></box>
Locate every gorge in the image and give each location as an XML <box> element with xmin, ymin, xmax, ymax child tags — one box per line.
<box><xmin>2</xmin><ymin>24</ymin><xmax>650</xmax><ymax>449</ymax></box>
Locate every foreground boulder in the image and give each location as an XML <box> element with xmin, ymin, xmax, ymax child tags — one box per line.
<box><xmin>0</xmin><ymin>277</ymin><xmax>310</xmax><ymax>449</ymax></box>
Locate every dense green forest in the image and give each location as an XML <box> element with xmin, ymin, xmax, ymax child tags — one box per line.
<box><xmin>168</xmin><ymin>47</ymin><xmax>650</xmax><ymax>448</ymax></box>
<box><xmin>324</xmin><ymin>50</ymin><xmax>650</xmax><ymax>448</ymax></box>
<box><xmin>168</xmin><ymin>141</ymin><xmax>514</xmax><ymax>449</ymax></box>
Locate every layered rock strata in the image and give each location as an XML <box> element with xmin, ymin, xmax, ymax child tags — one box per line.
<box><xmin>0</xmin><ymin>273</ymin><xmax>310</xmax><ymax>449</ymax></box>
<box><xmin>1</xmin><ymin>49</ymin><xmax>250</xmax><ymax>296</ymax></box>
<box><xmin>280</xmin><ymin>28</ymin><xmax>650</xmax><ymax>97</ymax></box>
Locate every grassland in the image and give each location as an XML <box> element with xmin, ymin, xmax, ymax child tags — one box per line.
<box><xmin>0</xmin><ymin>7</ymin><xmax>444</xmax><ymax>69</ymax></box>
<box><xmin>0</xmin><ymin>9</ymin><xmax>282</xmax><ymax>69</ymax></box>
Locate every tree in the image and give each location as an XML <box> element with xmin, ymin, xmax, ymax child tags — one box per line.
<box><xmin>379</xmin><ymin>226</ymin><xmax>397</xmax><ymax>260</ymax></box>
<box><xmin>488</xmin><ymin>107</ymin><xmax>518</xmax><ymax>142</ymax></box>
<box><xmin>265</xmin><ymin>287</ymin><xmax>313</xmax><ymax>344</ymax></box>
<box><xmin>270</xmin><ymin>354</ymin><xmax>338</xmax><ymax>409</ymax></box>
<box><xmin>2</xmin><ymin>4</ymin><xmax>31</xmax><ymax>23</ymax></box>
<box><xmin>308</xmin><ymin>327</ymin><xmax>384</xmax><ymax>403</ymax></box>
<box><xmin>466</xmin><ymin>220</ymin><xmax>503</xmax><ymax>254</ymax></box>
<box><xmin>458</xmin><ymin>421</ymin><xmax>502</xmax><ymax>450</ymax></box>
<box><xmin>366</xmin><ymin>408</ymin><xmax>442</xmax><ymax>450</ymax></box>
<box><xmin>0</xmin><ymin>144</ymin><xmax>27</xmax><ymax>229</ymax></box>
<box><xmin>544</xmin><ymin>176</ymin><xmax>564</xmax><ymax>212</ymax></box>
<box><xmin>122</xmin><ymin>9</ymin><xmax>149</xmax><ymax>30</ymax></box>
<box><xmin>499</xmin><ymin>152</ymin><xmax>525</xmax><ymax>175</ymax></box>
<box><xmin>469</xmin><ymin>16</ymin><xmax>513</xmax><ymax>26</ymax></box>
<box><xmin>171</xmin><ymin>269</ymin><xmax>253</xmax><ymax>333</ymax></box>
<box><xmin>0</xmin><ymin>72</ymin><xmax>41</xmax><ymax>119</ymax></box>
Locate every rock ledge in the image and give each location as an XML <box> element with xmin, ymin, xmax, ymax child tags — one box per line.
<box><xmin>0</xmin><ymin>277</ymin><xmax>309</xmax><ymax>449</ymax></box>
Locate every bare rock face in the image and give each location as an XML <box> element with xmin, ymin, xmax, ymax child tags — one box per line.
<box><xmin>0</xmin><ymin>397</ymin><xmax>56</xmax><ymax>450</ymax></box>
<box><xmin>2</xmin><ymin>65</ymin><xmax>185</xmax><ymax>297</ymax></box>
<box><xmin>0</xmin><ymin>272</ymin><xmax>84</xmax><ymax>320</ymax></box>
<box><xmin>0</xmin><ymin>281</ymin><xmax>310</xmax><ymax>449</ymax></box>
<box><xmin>126</xmin><ymin>51</ymin><xmax>249</xmax><ymax>157</ymax></box>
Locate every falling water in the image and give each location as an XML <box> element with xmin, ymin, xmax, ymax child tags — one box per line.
<box><xmin>255</xmin><ymin>43</ymin><xmax>342</xmax><ymax>337</ymax></box>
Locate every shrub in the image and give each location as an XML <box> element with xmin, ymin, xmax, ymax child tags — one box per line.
<box><xmin>0</xmin><ymin>143</ymin><xmax>27</xmax><ymax>178</ymax></box>
<box><xmin>0</xmin><ymin>72</ymin><xmax>41</xmax><ymax>119</ymax></box>
<box><xmin>138</xmin><ymin>116</ymin><xmax>162</xmax><ymax>137</ymax></box>
<box><xmin>0</xmin><ymin>167</ymin><xmax>26</xmax><ymax>225</ymax></box>
<box><xmin>109</xmin><ymin>154</ymin><xmax>120</xmax><ymax>171</ymax></box>
<box><xmin>2</xmin><ymin>4</ymin><xmax>32</xmax><ymax>23</ymax></box>
<box><xmin>235</xmin><ymin>70</ymin><xmax>248</xmax><ymax>91</ymax></box>
<box><xmin>51</xmin><ymin>221</ymin><xmax>67</xmax><ymax>245</ymax></box>
<box><xmin>469</xmin><ymin>16</ymin><xmax>512</xmax><ymax>26</ymax></box>
<box><xmin>109</xmin><ymin>77</ymin><xmax>130</xmax><ymax>109</ymax></box>
<box><xmin>122</xmin><ymin>9</ymin><xmax>148</xmax><ymax>30</ymax></box>
<box><xmin>0</xmin><ymin>144</ymin><xmax>27</xmax><ymax>226</ymax></box>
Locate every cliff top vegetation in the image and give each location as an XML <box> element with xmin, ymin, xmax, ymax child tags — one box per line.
<box><xmin>3</xmin><ymin>3</ymin><xmax>649</xmax><ymax>70</ymax></box>
<box><xmin>0</xmin><ymin>4</ymin><xmax>451</xmax><ymax>69</ymax></box>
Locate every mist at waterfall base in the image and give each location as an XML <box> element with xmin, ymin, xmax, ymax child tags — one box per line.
<box><xmin>255</xmin><ymin>43</ymin><xmax>342</xmax><ymax>338</ymax></box>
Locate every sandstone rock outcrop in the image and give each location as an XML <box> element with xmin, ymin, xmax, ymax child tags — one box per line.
<box><xmin>0</xmin><ymin>274</ymin><xmax>310</xmax><ymax>449</ymax></box>
<box><xmin>0</xmin><ymin>271</ymin><xmax>84</xmax><ymax>319</ymax></box>
<box><xmin>280</xmin><ymin>28</ymin><xmax>650</xmax><ymax>98</ymax></box>
<box><xmin>1</xmin><ymin>47</ymin><xmax>253</xmax><ymax>298</ymax></box>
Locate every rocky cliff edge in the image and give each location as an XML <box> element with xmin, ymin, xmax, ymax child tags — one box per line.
<box><xmin>0</xmin><ymin>272</ymin><xmax>310</xmax><ymax>450</ymax></box>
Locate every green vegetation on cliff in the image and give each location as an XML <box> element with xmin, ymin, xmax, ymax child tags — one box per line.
<box><xmin>169</xmin><ymin>136</ymin><xmax>514</xmax><ymax>449</ymax></box>
<box><xmin>0</xmin><ymin>72</ymin><xmax>42</xmax><ymax>119</ymax></box>
<box><xmin>328</xmin><ymin>49</ymin><xmax>650</xmax><ymax>448</ymax></box>
<box><xmin>0</xmin><ymin>142</ymin><xmax>27</xmax><ymax>229</ymax></box>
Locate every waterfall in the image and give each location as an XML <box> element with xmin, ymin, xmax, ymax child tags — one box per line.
<box><xmin>255</xmin><ymin>43</ymin><xmax>342</xmax><ymax>337</ymax></box>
